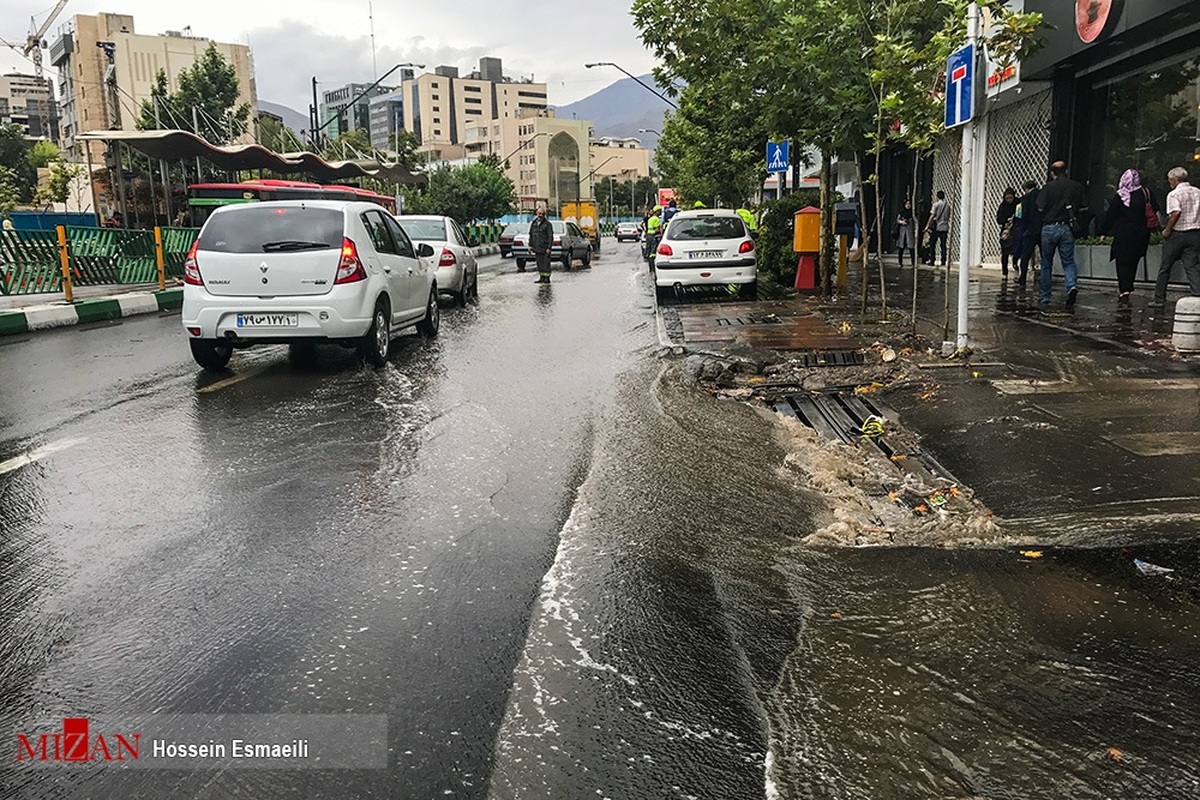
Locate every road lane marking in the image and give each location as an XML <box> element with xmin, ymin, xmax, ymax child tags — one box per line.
<box><xmin>992</xmin><ymin>377</ymin><xmax>1200</xmax><ymax>395</ymax></box>
<box><xmin>0</xmin><ymin>437</ymin><xmax>87</xmax><ymax>477</ymax></box>
<box><xmin>196</xmin><ymin>363</ymin><xmax>274</xmax><ymax>394</ymax></box>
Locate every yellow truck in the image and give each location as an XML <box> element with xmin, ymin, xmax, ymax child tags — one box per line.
<box><xmin>561</xmin><ymin>201</ymin><xmax>600</xmax><ymax>253</ymax></box>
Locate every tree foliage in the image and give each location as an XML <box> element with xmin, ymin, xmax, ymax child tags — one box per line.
<box><xmin>136</xmin><ymin>43</ymin><xmax>251</xmax><ymax>145</ymax></box>
<box><xmin>414</xmin><ymin>161</ymin><xmax>515</xmax><ymax>223</ymax></box>
<box><xmin>0</xmin><ymin>124</ymin><xmax>36</xmax><ymax>203</ymax></box>
<box><xmin>321</xmin><ymin>128</ymin><xmax>373</xmax><ymax>161</ymax></box>
<box><xmin>0</xmin><ymin>166</ymin><xmax>22</xmax><ymax>212</ymax></box>
<box><xmin>34</xmin><ymin>160</ymin><xmax>85</xmax><ymax>207</ymax></box>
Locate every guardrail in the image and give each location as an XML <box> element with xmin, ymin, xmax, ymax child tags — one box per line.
<box><xmin>0</xmin><ymin>226</ymin><xmax>199</xmax><ymax>298</ymax></box>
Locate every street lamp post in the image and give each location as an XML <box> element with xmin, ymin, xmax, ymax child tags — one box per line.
<box><xmin>638</xmin><ymin>128</ymin><xmax>660</xmax><ymax>137</ymax></box>
<box><xmin>584</xmin><ymin>63</ymin><xmax>678</xmax><ymax>109</ymax></box>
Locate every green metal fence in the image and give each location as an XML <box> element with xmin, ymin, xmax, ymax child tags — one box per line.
<box><xmin>0</xmin><ymin>230</ymin><xmax>63</xmax><ymax>295</ymax></box>
<box><xmin>0</xmin><ymin>227</ymin><xmax>201</xmax><ymax>296</ymax></box>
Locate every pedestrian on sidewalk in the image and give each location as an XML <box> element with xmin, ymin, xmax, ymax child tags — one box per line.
<box><xmin>1151</xmin><ymin>166</ymin><xmax>1200</xmax><ymax>308</ymax></box>
<box><xmin>1101</xmin><ymin>168</ymin><xmax>1157</xmax><ymax>304</ymax></box>
<box><xmin>925</xmin><ymin>191</ymin><xmax>950</xmax><ymax>266</ymax></box>
<box><xmin>1013</xmin><ymin>179</ymin><xmax>1042</xmax><ymax>287</ymax></box>
<box><xmin>1037</xmin><ymin>161</ymin><xmax>1086</xmax><ymax>308</ymax></box>
<box><xmin>995</xmin><ymin>188</ymin><xmax>1018</xmax><ymax>277</ymax></box>
<box><xmin>894</xmin><ymin>199</ymin><xmax>916</xmax><ymax>266</ymax></box>
<box><xmin>529</xmin><ymin>205</ymin><xmax>554</xmax><ymax>284</ymax></box>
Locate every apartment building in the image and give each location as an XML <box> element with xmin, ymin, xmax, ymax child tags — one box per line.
<box><xmin>588</xmin><ymin>137</ymin><xmax>652</xmax><ymax>180</ymax></box>
<box><xmin>402</xmin><ymin>57</ymin><xmax>547</xmax><ymax>147</ymax></box>
<box><xmin>51</xmin><ymin>12</ymin><xmax>256</xmax><ymax>159</ymax></box>
<box><xmin>0</xmin><ymin>73</ymin><xmax>58</xmax><ymax>140</ymax></box>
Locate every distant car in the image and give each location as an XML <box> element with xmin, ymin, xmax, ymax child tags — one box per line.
<box><xmin>394</xmin><ymin>214</ymin><xmax>479</xmax><ymax>306</ymax></box>
<box><xmin>181</xmin><ymin>200</ymin><xmax>439</xmax><ymax>371</ymax></box>
<box><xmin>511</xmin><ymin>220</ymin><xmax>592</xmax><ymax>271</ymax></box>
<box><xmin>499</xmin><ymin>222</ymin><xmax>528</xmax><ymax>258</ymax></box>
<box><xmin>614</xmin><ymin>222</ymin><xmax>640</xmax><ymax>242</ymax></box>
<box><xmin>654</xmin><ymin>208</ymin><xmax>756</xmax><ymax>301</ymax></box>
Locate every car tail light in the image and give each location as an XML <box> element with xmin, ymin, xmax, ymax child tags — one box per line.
<box><xmin>438</xmin><ymin>248</ymin><xmax>457</xmax><ymax>267</ymax></box>
<box><xmin>183</xmin><ymin>241</ymin><xmax>203</xmax><ymax>285</ymax></box>
<box><xmin>657</xmin><ymin>243</ymin><xmax>673</xmax><ymax>256</ymax></box>
<box><xmin>335</xmin><ymin>237</ymin><xmax>367</xmax><ymax>284</ymax></box>
<box><xmin>186</xmin><ymin>326</ymin><xmax>201</xmax><ymax>336</ymax></box>
<box><xmin>738</xmin><ymin>240</ymin><xmax>755</xmax><ymax>254</ymax></box>
<box><xmin>553</xmin><ymin>237</ymin><xmax>561</xmax><ymax>246</ymax></box>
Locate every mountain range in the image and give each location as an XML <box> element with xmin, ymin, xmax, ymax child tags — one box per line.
<box><xmin>257</xmin><ymin>73</ymin><xmax>674</xmax><ymax>150</ymax></box>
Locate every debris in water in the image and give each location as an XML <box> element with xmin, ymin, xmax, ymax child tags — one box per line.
<box><xmin>1105</xmin><ymin>747</ymin><xmax>1124</xmax><ymax>762</ymax></box>
<box><xmin>1133</xmin><ymin>558</ymin><xmax>1174</xmax><ymax>577</ymax></box>
<box><xmin>860</xmin><ymin>415</ymin><xmax>885</xmax><ymax>438</ymax></box>
<box><xmin>881</xmin><ymin>347</ymin><xmax>897</xmax><ymax>363</ymax></box>
<box><xmin>830</xmin><ymin>612</ymin><xmax>842</xmax><ymax>619</ymax></box>
<box><xmin>840</xmin><ymin>321</ymin><xmax>853</xmax><ymax>334</ymax></box>
<box><xmin>1020</xmin><ymin>550</ymin><xmax>1044</xmax><ymax>559</ymax></box>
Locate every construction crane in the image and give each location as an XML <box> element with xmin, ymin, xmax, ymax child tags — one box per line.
<box><xmin>23</xmin><ymin>0</ymin><xmax>71</xmax><ymax>139</ymax></box>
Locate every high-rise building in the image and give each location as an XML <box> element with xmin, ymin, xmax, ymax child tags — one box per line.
<box><xmin>51</xmin><ymin>13</ymin><xmax>257</xmax><ymax>161</ymax></box>
<box><xmin>368</xmin><ymin>91</ymin><xmax>405</xmax><ymax>151</ymax></box>
<box><xmin>0</xmin><ymin>73</ymin><xmax>59</xmax><ymax>140</ymax></box>
<box><xmin>402</xmin><ymin>57</ymin><xmax>547</xmax><ymax>147</ymax></box>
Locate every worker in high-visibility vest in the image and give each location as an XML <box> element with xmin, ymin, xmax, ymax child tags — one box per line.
<box><xmin>644</xmin><ymin>206</ymin><xmax>663</xmax><ymax>266</ymax></box>
<box><xmin>736</xmin><ymin>207</ymin><xmax>757</xmax><ymax>236</ymax></box>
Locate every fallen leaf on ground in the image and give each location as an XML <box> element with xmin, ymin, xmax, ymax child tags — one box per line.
<box><xmin>1105</xmin><ymin>747</ymin><xmax>1124</xmax><ymax>761</ymax></box>
<box><xmin>830</xmin><ymin>612</ymin><xmax>842</xmax><ymax>619</ymax></box>
<box><xmin>1021</xmin><ymin>550</ymin><xmax>1044</xmax><ymax>559</ymax></box>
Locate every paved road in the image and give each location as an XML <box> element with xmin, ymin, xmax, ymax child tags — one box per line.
<box><xmin>2</xmin><ymin>246</ymin><xmax>1199</xmax><ymax>799</ymax></box>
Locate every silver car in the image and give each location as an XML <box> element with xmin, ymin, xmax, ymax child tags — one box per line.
<box><xmin>511</xmin><ymin>220</ymin><xmax>592</xmax><ymax>271</ymax></box>
<box><xmin>395</xmin><ymin>215</ymin><xmax>480</xmax><ymax>306</ymax></box>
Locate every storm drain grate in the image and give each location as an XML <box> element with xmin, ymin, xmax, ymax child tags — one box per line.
<box><xmin>715</xmin><ymin>316</ymin><xmax>784</xmax><ymax>326</ymax></box>
<box><xmin>774</xmin><ymin>392</ymin><xmax>961</xmax><ymax>486</ymax></box>
<box><xmin>794</xmin><ymin>350</ymin><xmax>864</xmax><ymax>367</ymax></box>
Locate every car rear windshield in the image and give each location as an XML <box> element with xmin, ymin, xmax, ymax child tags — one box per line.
<box><xmin>666</xmin><ymin>217</ymin><xmax>746</xmax><ymax>241</ymax></box>
<box><xmin>397</xmin><ymin>219</ymin><xmax>448</xmax><ymax>241</ymax></box>
<box><xmin>502</xmin><ymin>223</ymin><xmax>530</xmax><ymax>235</ymax></box>
<box><xmin>198</xmin><ymin>206</ymin><xmax>343</xmax><ymax>253</ymax></box>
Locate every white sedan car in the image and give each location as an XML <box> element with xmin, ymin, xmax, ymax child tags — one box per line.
<box><xmin>653</xmin><ymin>208</ymin><xmax>757</xmax><ymax>302</ymax></box>
<box><xmin>394</xmin><ymin>215</ymin><xmax>480</xmax><ymax>306</ymax></box>
<box><xmin>181</xmin><ymin>200</ymin><xmax>439</xmax><ymax>370</ymax></box>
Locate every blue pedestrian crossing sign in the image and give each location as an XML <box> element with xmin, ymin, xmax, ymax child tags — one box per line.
<box><xmin>766</xmin><ymin>141</ymin><xmax>789</xmax><ymax>173</ymax></box>
<box><xmin>944</xmin><ymin>44</ymin><xmax>975</xmax><ymax>129</ymax></box>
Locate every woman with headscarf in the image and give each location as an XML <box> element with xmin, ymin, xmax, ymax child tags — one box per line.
<box><xmin>894</xmin><ymin>198</ymin><xmax>916</xmax><ymax>267</ymax></box>
<box><xmin>1101</xmin><ymin>168</ymin><xmax>1158</xmax><ymax>303</ymax></box>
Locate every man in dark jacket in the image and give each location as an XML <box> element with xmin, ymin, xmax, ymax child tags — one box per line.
<box><xmin>1037</xmin><ymin>160</ymin><xmax>1087</xmax><ymax>307</ymax></box>
<box><xmin>1013</xmin><ymin>179</ymin><xmax>1042</xmax><ymax>287</ymax></box>
<box><xmin>529</xmin><ymin>205</ymin><xmax>554</xmax><ymax>284</ymax></box>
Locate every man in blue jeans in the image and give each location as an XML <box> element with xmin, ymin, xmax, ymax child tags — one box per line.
<box><xmin>1037</xmin><ymin>160</ymin><xmax>1087</xmax><ymax>308</ymax></box>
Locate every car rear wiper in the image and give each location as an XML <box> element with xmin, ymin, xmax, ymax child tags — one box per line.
<box><xmin>261</xmin><ymin>240</ymin><xmax>333</xmax><ymax>251</ymax></box>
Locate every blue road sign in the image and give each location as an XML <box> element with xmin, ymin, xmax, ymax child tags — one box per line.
<box><xmin>766</xmin><ymin>141</ymin><xmax>789</xmax><ymax>173</ymax></box>
<box><xmin>945</xmin><ymin>43</ymin><xmax>975</xmax><ymax>129</ymax></box>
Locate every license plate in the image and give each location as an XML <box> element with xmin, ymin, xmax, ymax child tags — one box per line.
<box><xmin>689</xmin><ymin>250</ymin><xmax>724</xmax><ymax>259</ymax></box>
<box><xmin>237</xmin><ymin>313</ymin><xmax>299</xmax><ymax>327</ymax></box>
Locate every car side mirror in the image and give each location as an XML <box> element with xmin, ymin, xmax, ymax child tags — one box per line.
<box><xmin>417</xmin><ymin>243</ymin><xmax>435</xmax><ymax>258</ymax></box>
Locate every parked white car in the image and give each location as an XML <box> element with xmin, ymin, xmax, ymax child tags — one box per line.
<box><xmin>394</xmin><ymin>214</ymin><xmax>479</xmax><ymax>306</ymax></box>
<box><xmin>181</xmin><ymin>200</ymin><xmax>439</xmax><ymax>370</ymax></box>
<box><xmin>653</xmin><ymin>209</ymin><xmax>757</xmax><ymax>301</ymax></box>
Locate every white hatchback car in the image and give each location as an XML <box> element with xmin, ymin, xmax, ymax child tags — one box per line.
<box><xmin>654</xmin><ymin>208</ymin><xmax>757</xmax><ymax>301</ymax></box>
<box><xmin>181</xmin><ymin>200</ymin><xmax>439</xmax><ymax>370</ymax></box>
<box><xmin>394</xmin><ymin>214</ymin><xmax>479</xmax><ymax>306</ymax></box>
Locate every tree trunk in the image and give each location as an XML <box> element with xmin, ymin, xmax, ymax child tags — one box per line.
<box><xmin>873</xmin><ymin>141</ymin><xmax>887</xmax><ymax>321</ymax></box>
<box><xmin>910</xmin><ymin>151</ymin><xmax>921</xmax><ymax>337</ymax></box>
<box><xmin>857</xmin><ymin>159</ymin><xmax>868</xmax><ymax>315</ymax></box>
<box><xmin>820</xmin><ymin>147</ymin><xmax>832</xmax><ymax>299</ymax></box>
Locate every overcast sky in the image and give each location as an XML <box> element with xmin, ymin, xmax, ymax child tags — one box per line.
<box><xmin>2</xmin><ymin>0</ymin><xmax>657</xmax><ymax>111</ymax></box>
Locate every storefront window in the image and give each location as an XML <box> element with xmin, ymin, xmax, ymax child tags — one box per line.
<box><xmin>1096</xmin><ymin>56</ymin><xmax>1200</xmax><ymax>207</ymax></box>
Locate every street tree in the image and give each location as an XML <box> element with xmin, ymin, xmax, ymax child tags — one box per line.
<box><xmin>136</xmin><ymin>44</ymin><xmax>251</xmax><ymax>145</ymax></box>
<box><xmin>0</xmin><ymin>166</ymin><xmax>22</xmax><ymax>212</ymax></box>
<box><xmin>322</xmin><ymin>128</ymin><xmax>373</xmax><ymax>162</ymax></box>
<box><xmin>422</xmin><ymin>161</ymin><xmax>515</xmax><ymax>224</ymax></box>
<box><xmin>28</xmin><ymin>140</ymin><xmax>60</xmax><ymax>170</ymax></box>
<box><xmin>0</xmin><ymin>124</ymin><xmax>36</xmax><ymax>203</ymax></box>
<box><xmin>33</xmin><ymin>160</ymin><xmax>85</xmax><ymax>208</ymax></box>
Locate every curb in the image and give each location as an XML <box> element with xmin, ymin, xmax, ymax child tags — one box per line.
<box><xmin>471</xmin><ymin>244</ymin><xmax>500</xmax><ymax>257</ymax></box>
<box><xmin>0</xmin><ymin>288</ymin><xmax>183</xmax><ymax>337</ymax></box>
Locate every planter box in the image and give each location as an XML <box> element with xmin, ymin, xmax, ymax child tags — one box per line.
<box><xmin>1139</xmin><ymin>244</ymin><xmax>1186</xmax><ymax>286</ymax></box>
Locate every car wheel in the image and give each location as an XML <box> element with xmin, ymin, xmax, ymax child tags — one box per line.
<box><xmin>417</xmin><ymin>286</ymin><xmax>440</xmax><ymax>338</ymax></box>
<box><xmin>581</xmin><ymin>247</ymin><xmax>592</xmax><ymax>268</ymax></box>
<box><xmin>189</xmin><ymin>338</ymin><xmax>233</xmax><ymax>371</ymax></box>
<box><xmin>516</xmin><ymin>258</ymin><xmax>526</xmax><ymax>272</ymax></box>
<box><xmin>562</xmin><ymin>249</ymin><xmax>572</xmax><ymax>270</ymax></box>
<box><xmin>453</xmin><ymin>273</ymin><xmax>468</xmax><ymax>307</ymax></box>
<box><xmin>359</xmin><ymin>299</ymin><xmax>391</xmax><ymax>367</ymax></box>
<box><xmin>743</xmin><ymin>280</ymin><xmax>758</xmax><ymax>301</ymax></box>
<box><xmin>469</xmin><ymin>271</ymin><xmax>479</xmax><ymax>304</ymax></box>
<box><xmin>655</xmin><ymin>286</ymin><xmax>669</xmax><ymax>304</ymax></box>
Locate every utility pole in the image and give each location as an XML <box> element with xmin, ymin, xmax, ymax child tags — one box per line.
<box><xmin>191</xmin><ymin>106</ymin><xmax>203</xmax><ymax>182</ymax></box>
<box><xmin>954</xmin><ymin>2</ymin><xmax>982</xmax><ymax>352</ymax></box>
<box><xmin>311</xmin><ymin>77</ymin><xmax>321</xmax><ymax>151</ymax></box>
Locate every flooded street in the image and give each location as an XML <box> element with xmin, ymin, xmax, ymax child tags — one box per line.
<box><xmin>1</xmin><ymin>246</ymin><xmax>1198</xmax><ymax>798</ymax></box>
